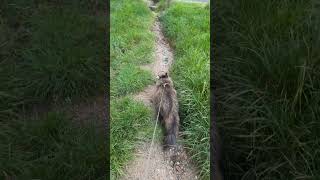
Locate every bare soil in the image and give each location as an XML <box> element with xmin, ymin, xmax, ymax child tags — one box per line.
<box><xmin>120</xmin><ymin>142</ymin><xmax>199</xmax><ymax>180</ymax></box>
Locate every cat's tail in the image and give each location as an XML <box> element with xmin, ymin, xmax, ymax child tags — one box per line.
<box><xmin>164</xmin><ymin>114</ymin><xmax>179</xmax><ymax>148</ymax></box>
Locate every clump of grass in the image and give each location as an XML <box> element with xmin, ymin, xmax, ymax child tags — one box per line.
<box><xmin>110</xmin><ymin>0</ymin><xmax>154</xmax><ymax>70</ymax></box>
<box><xmin>214</xmin><ymin>0</ymin><xmax>320</xmax><ymax>179</ymax></box>
<box><xmin>0</xmin><ymin>112</ymin><xmax>106</xmax><ymax>180</ymax></box>
<box><xmin>110</xmin><ymin>97</ymin><xmax>154</xmax><ymax>179</ymax></box>
<box><xmin>160</xmin><ymin>2</ymin><xmax>210</xmax><ymax>179</ymax></box>
<box><xmin>155</xmin><ymin>0</ymin><xmax>167</xmax><ymax>12</ymax></box>
<box><xmin>0</xmin><ymin>1</ymin><xmax>106</xmax><ymax>107</ymax></box>
<box><xmin>111</xmin><ymin>65</ymin><xmax>153</xmax><ymax>97</ymax></box>
<box><xmin>15</xmin><ymin>7</ymin><xmax>105</xmax><ymax>104</ymax></box>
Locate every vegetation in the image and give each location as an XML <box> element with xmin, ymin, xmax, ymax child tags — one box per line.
<box><xmin>0</xmin><ymin>1</ymin><xmax>107</xmax><ymax>179</ymax></box>
<box><xmin>214</xmin><ymin>0</ymin><xmax>320</xmax><ymax>179</ymax></box>
<box><xmin>111</xmin><ymin>65</ymin><xmax>152</xmax><ymax>97</ymax></box>
<box><xmin>155</xmin><ymin>0</ymin><xmax>167</xmax><ymax>12</ymax></box>
<box><xmin>0</xmin><ymin>112</ymin><xmax>106</xmax><ymax>180</ymax></box>
<box><xmin>0</xmin><ymin>1</ymin><xmax>105</xmax><ymax>108</ymax></box>
<box><xmin>160</xmin><ymin>2</ymin><xmax>210</xmax><ymax>179</ymax></box>
<box><xmin>110</xmin><ymin>97</ymin><xmax>155</xmax><ymax>177</ymax></box>
<box><xmin>110</xmin><ymin>0</ymin><xmax>157</xmax><ymax>178</ymax></box>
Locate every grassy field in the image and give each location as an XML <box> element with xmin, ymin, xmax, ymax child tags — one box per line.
<box><xmin>160</xmin><ymin>2</ymin><xmax>210</xmax><ymax>179</ymax></box>
<box><xmin>0</xmin><ymin>112</ymin><xmax>106</xmax><ymax>180</ymax></box>
<box><xmin>0</xmin><ymin>1</ymin><xmax>107</xmax><ymax>179</ymax></box>
<box><xmin>214</xmin><ymin>0</ymin><xmax>320</xmax><ymax>179</ymax></box>
<box><xmin>0</xmin><ymin>1</ymin><xmax>105</xmax><ymax>107</ymax></box>
<box><xmin>110</xmin><ymin>0</ymin><xmax>157</xmax><ymax>178</ymax></box>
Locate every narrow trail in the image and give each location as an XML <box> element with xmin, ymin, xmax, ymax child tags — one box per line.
<box><xmin>133</xmin><ymin>19</ymin><xmax>173</xmax><ymax>106</ymax></box>
<box><xmin>120</xmin><ymin>2</ymin><xmax>199</xmax><ymax>180</ymax></box>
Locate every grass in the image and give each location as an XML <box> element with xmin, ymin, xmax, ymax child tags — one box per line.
<box><xmin>155</xmin><ymin>0</ymin><xmax>167</xmax><ymax>12</ymax></box>
<box><xmin>0</xmin><ymin>112</ymin><xmax>106</xmax><ymax>180</ymax></box>
<box><xmin>111</xmin><ymin>65</ymin><xmax>153</xmax><ymax>97</ymax></box>
<box><xmin>110</xmin><ymin>0</ymin><xmax>154</xmax><ymax>69</ymax></box>
<box><xmin>15</xmin><ymin>7</ymin><xmax>105</xmax><ymax>103</ymax></box>
<box><xmin>214</xmin><ymin>0</ymin><xmax>320</xmax><ymax>179</ymax></box>
<box><xmin>0</xmin><ymin>1</ymin><xmax>105</xmax><ymax>108</ymax></box>
<box><xmin>110</xmin><ymin>0</ymin><xmax>156</xmax><ymax>178</ymax></box>
<box><xmin>110</xmin><ymin>97</ymin><xmax>155</xmax><ymax>178</ymax></box>
<box><xmin>160</xmin><ymin>2</ymin><xmax>210</xmax><ymax>179</ymax></box>
<box><xmin>0</xmin><ymin>1</ymin><xmax>107</xmax><ymax>179</ymax></box>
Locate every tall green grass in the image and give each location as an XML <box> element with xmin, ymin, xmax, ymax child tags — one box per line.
<box><xmin>111</xmin><ymin>65</ymin><xmax>153</xmax><ymax>97</ymax></box>
<box><xmin>111</xmin><ymin>0</ymin><xmax>155</xmax><ymax>69</ymax></box>
<box><xmin>0</xmin><ymin>112</ymin><xmax>106</xmax><ymax>180</ymax></box>
<box><xmin>0</xmin><ymin>1</ymin><xmax>107</xmax><ymax>179</ymax></box>
<box><xmin>0</xmin><ymin>1</ymin><xmax>105</xmax><ymax>109</ymax></box>
<box><xmin>110</xmin><ymin>0</ymin><xmax>156</xmax><ymax>178</ymax></box>
<box><xmin>214</xmin><ymin>0</ymin><xmax>320</xmax><ymax>179</ymax></box>
<box><xmin>160</xmin><ymin>3</ymin><xmax>210</xmax><ymax>179</ymax></box>
<box><xmin>16</xmin><ymin>8</ymin><xmax>104</xmax><ymax>103</ymax></box>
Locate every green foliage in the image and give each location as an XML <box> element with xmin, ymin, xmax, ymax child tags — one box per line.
<box><xmin>111</xmin><ymin>65</ymin><xmax>153</xmax><ymax>97</ymax></box>
<box><xmin>110</xmin><ymin>0</ymin><xmax>156</xmax><ymax>178</ymax></box>
<box><xmin>0</xmin><ymin>1</ymin><xmax>107</xmax><ymax>179</ymax></box>
<box><xmin>111</xmin><ymin>0</ymin><xmax>154</xmax><ymax>69</ymax></box>
<box><xmin>16</xmin><ymin>8</ymin><xmax>104</xmax><ymax>103</ymax></box>
<box><xmin>214</xmin><ymin>0</ymin><xmax>320</xmax><ymax>179</ymax></box>
<box><xmin>155</xmin><ymin>0</ymin><xmax>167</xmax><ymax>12</ymax></box>
<box><xmin>0</xmin><ymin>1</ymin><xmax>105</xmax><ymax>109</ymax></box>
<box><xmin>110</xmin><ymin>97</ymin><xmax>154</xmax><ymax>179</ymax></box>
<box><xmin>160</xmin><ymin>2</ymin><xmax>210</xmax><ymax>179</ymax></box>
<box><xmin>0</xmin><ymin>112</ymin><xmax>106</xmax><ymax>180</ymax></box>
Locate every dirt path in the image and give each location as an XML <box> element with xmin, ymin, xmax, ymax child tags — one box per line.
<box><xmin>120</xmin><ymin>2</ymin><xmax>199</xmax><ymax>180</ymax></box>
<box><xmin>134</xmin><ymin>18</ymin><xmax>173</xmax><ymax>106</ymax></box>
